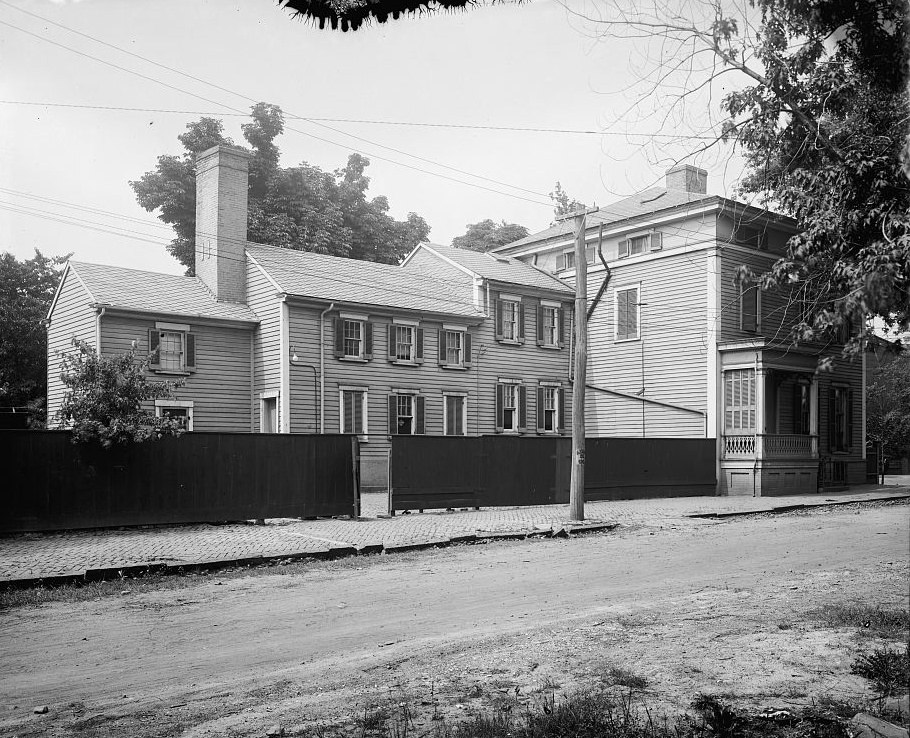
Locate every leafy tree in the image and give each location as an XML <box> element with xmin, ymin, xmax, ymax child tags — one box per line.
<box><xmin>0</xmin><ymin>250</ymin><xmax>69</xmax><ymax>421</ymax></box>
<box><xmin>549</xmin><ymin>181</ymin><xmax>585</xmax><ymax>220</ymax></box>
<box><xmin>131</xmin><ymin>103</ymin><xmax>430</xmax><ymax>272</ymax></box>
<box><xmin>585</xmin><ymin>0</ymin><xmax>909</xmax><ymax>352</ymax></box>
<box><xmin>451</xmin><ymin>219</ymin><xmax>530</xmax><ymax>252</ymax></box>
<box><xmin>867</xmin><ymin>353</ymin><xmax>910</xmax><ymax>471</ymax></box>
<box><xmin>57</xmin><ymin>340</ymin><xmax>185</xmax><ymax>448</ymax></box>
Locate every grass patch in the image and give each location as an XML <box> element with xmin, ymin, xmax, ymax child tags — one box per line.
<box><xmin>608</xmin><ymin>667</ymin><xmax>649</xmax><ymax>690</ymax></box>
<box><xmin>851</xmin><ymin>645</ymin><xmax>910</xmax><ymax>697</ymax></box>
<box><xmin>810</xmin><ymin>604</ymin><xmax>910</xmax><ymax>639</ymax></box>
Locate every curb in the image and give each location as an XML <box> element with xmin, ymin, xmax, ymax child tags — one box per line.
<box><xmin>0</xmin><ymin>521</ymin><xmax>621</xmax><ymax>589</ymax></box>
<box><xmin>686</xmin><ymin>494</ymin><xmax>910</xmax><ymax>519</ymax></box>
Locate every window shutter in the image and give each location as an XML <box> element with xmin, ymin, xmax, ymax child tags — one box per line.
<box><xmin>437</xmin><ymin>330</ymin><xmax>447</xmax><ymax>364</ymax></box>
<box><xmin>792</xmin><ymin>384</ymin><xmax>802</xmax><ymax>434</ymax></box>
<box><xmin>649</xmin><ymin>231</ymin><xmax>663</xmax><ymax>251</ymax></box>
<box><xmin>495</xmin><ymin>384</ymin><xmax>504</xmax><ymax>432</ymax></box>
<box><xmin>415</xmin><ymin>395</ymin><xmax>425</xmax><ymax>435</ymax></box>
<box><xmin>387</xmin><ymin>324</ymin><xmax>396</xmax><ymax>361</ymax></box>
<box><xmin>617</xmin><ymin>292</ymin><xmax>628</xmax><ymax>340</ymax></box>
<box><xmin>536</xmin><ymin>303</ymin><xmax>544</xmax><ymax>346</ymax></box>
<box><xmin>518</xmin><ymin>303</ymin><xmax>525</xmax><ymax>342</ymax></box>
<box><xmin>536</xmin><ymin>386</ymin><xmax>545</xmax><ymax>432</ymax></box>
<box><xmin>618</xmin><ymin>239</ymin><xmax>629</xmax><ymax>258</ymax></box>
<box><xmin>741</xmin><ymin>285</ymin><xmax>758</xmax><ymax>332</ymax></box>
<box><xmin>464</xmin><ymin>332</ymin><xmax>472</xmax><ymax>367</ymax></box>
<box><xmin>827</xmin><ymin>388</ymin><xmax>835</xmax><ymax>452</ymax></box>
<box><xmin>557</xmin><ymin>308</ymin><xmax>565</xmax><ymax>347</ymax></box>
<box><xmin>846</xmin><ymin>389</ymin><xmax>854</xmax><ymax>451</ymax></box>
<box><xmin>148</xmin><ymin>329</ymin><xmax>160</xmax><ymax>367</ymax></box>
<box><xmin>415</xmin><ymin>328</ymin><xmax>424</xmax><ymax>364</ymax></box>
<box><xmin>333</xmin><ymin>318</ymin><xmax>344</xmax><ymax>358</ymax></box>
<box><xmin>185</xmin><ymin>333</ymin><xmax>196</xmax><ymax>370</ymax></box>
<box><xmin>557</xmin><ymin>388</ymin><xmax>565</xmax><ymax>433</ymax></box>
<box><xmin>494</xmin><ymin>298</ymin><xmax>503</xmax><ymax>339</ymax></box>
<box><xmin>518</xmin><ymin>385</ymin><xmax>527</xmax><ymax>432</ymax></box>
<box><xmin>364</xmin><ymin>321</ymin><xmax>373</xmax><ymax>360</ymax></box>
<box><xmin>388</xmin><ymin>395</ymin><xmax>398</xmax><ymax>435</ymax></box>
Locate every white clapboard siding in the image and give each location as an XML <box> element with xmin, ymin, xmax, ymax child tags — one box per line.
<box><xmin>246</xmin><ymin>260</ymin><xmax>282</xmax><ymax>431</ymax></box>
<box><xmin>46</xmin><ymin>270</ymin><xmax>96</xmax><ymax>426</ymax></box>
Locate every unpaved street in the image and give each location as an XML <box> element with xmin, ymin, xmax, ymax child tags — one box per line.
<box><xmin>2</xmin><ymin>502</ymin><xmax>908</xmax><ymax>737</ymax></box>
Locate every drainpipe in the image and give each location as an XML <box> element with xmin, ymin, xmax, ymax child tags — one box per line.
<box><xmin>319</xmin><ymin>302</ymin><xmax>335</xmax><ymax>435</ymax></box>
<box><xmin>586</xmin><ymin>224</ymin><xmax>612</xmax><ymax>321</ymax></box>
<box><xmin>95</xmin><ymin>305</ymin><xmax>107</xmax><ymax>352</ymax></box>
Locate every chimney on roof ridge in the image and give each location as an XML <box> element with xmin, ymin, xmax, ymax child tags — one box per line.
<box><xmin>665</xmin><ymin>164</ymin><xmax>708</xmax><ymax>194</ymax></box>
<box><xmin>194</xmin><ymin>144</ymin><xmax>251</xmax><ymax>303</ymax></box>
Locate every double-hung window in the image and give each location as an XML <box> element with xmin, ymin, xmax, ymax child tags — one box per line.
<box><xmin>388</xmin><ymin>392</ymin><xmax>425</xmax><ymax>435</ymax></box>
<box><xmin>443</xmin><ymin>393</ymin><xmax>467</xmax><ymax>436</ymax></box>
<box><xmin>740</xmin><ymin>282</ymin><xmax>760</xmax><ymax>332</ymax></box>
<box><xmin>340</xmin><ymin>388</ymin><xmax>368</xmax><ymax>436</ymax></box>
<box><xmin>495</xmin><ymin>381</ymin><xmax>526</xmax><ymax>433</ymax></box>
<box><xmin>537</xmin><ymin>303</ymin><xmax>563</xmax><ymax>348</ymax></box>
<box><xmin>828</xmin><ymin>386</ymin><xmax>853</xmax><ymax>452</ymax></box>
<box><xmin>618</xmin><ymin>232</ymin><xmax>661</xmax><ymax>258</ymax></box>
<box><xmin>333</xmin><ymin>316</ymin><xmax>373</xmax><ymax>361</ymax></box>
<box><xmin>495</xmin><ymin>295</ymin><xmax>524</xmax><ymax>343</ymax></box>
<box><xmin>536</xmin><ymin>385</ymin><xmax>564</xmax><ymax>433</ymax></box>
<box><xmin>614</xmin><ymin>286</ymin><xmax>640</xmax><ymax>341</ymax></box>
<box><xmin>438</xmin><ymin>328</ymin><xmax>472</xmax><ymax>368</ymax></box>
<box><xmin>387</xmin><ymin>322</ymin><xmax>424</xmax><ymax>364</ymax></box>
<box><xmin>149</xmin><ymin>323</ymin><xmax>196</xmax><ymax>374</ymax></box>
<box><xmin>724</xmin><ymin>369</ymin><xmax>756</xmax><ymax>432</ymax></box>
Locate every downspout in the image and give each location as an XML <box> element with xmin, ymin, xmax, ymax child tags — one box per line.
<box><xmin>94</xmin><ymin>305</ymin><xmax>107</xmax><ymax>354</ymax></box>
<box><xmin>319</xmin><ymin>302</ymin><xmax>335</xmax><ymax>435</ymax></box>
<box><xmin>249</xmin><ymin>331</ymin><xmax>255</xmax><ymax>433</ymax></box>
<box><xmin>586</xmin><ymin>224</ymin><xmax>612</xmax><ymax>321</ymax></box>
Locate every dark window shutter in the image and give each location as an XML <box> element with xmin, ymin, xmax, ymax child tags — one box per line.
<box><xmin>364</xmin><ymin>321</ymin><xmax>373</xmax><ymax>360</ymax></box>
<box><xmin>387</xmin><ymin>324</ymin><xmax>396</xmax><ymax>361</ymax></box>
<box><xmin>185</xmin><ymin>333</ymin><xmax>196</xmax><ymax>370</ymax></box>
<box><xmin>494</xmin><ymin>298</ymin><xmax>503</xmax><ymax>339</ymax></box>
<box><xmin>741</xmin><ymin>285</ymin><xmax>758</xmax><ymax>332</ymax></box>
<box><xmin>438</xmin><ymin>330</ymin><xmax>446</xmax><ymax>364</ymax></box>
<box><xmin>649</xmin><ymin>231</ymin><xmax>663</xmax><ymax>251</ymax></box>
<box><xmin>846</xmin><ymin>389</ymin><xmax>854</xmax><ymax>451</ymax></box>
<box><xmin>518</xmin><ymin>303</ymin><xmax>525</xmax><ymax>342</ymax></box>
<box><xmin>557</xmin><ymin>387</ymin><xmax>566</xmax><ymax>432</ymax></box>
<box><xmin>388</xmin><ymin>395</ymin><xmax>398</xmax><ymax>435</ymax></box>
<box><xmin>827</xmin><ymin>388</ymin><xmax>835</xmax><ymax>452</ymax></box>
<box><xmin>536</xmin><ymin>303</ymin><xmax>544</xmax><ymax>346</ymax></box>
<box><xmin>333</xmin><ymin>318</ymin><xmax>344</xmax><ymax>358</ymax></box>
<box><xmin>537</xmin><ymin>386</ymin><xmax>545</xmax><ymax>432</ymax></box>
<box><xmin>495</xmin><ymin>384</ymin><xmax>504</xmax><ymax>432</ymax></box>
<box><xmin>557</xmin><ymin>308</ymin><xmax>565</xmax><ymax>347</ymax></box>
<box><xmin>415</xmin><ymin>395</ymin><xmax>425</xmax><ymax>435</ymax></box>
<box><xmin>518</xmin><ymin>385</ymin><xmax>527</xmax><ymax>431</ymax></box>
<box><xmin>415</xmin><ymin>328</ymin><xmax>424</xmax><ymax>363</ymax></box>
<box><xmin>464</xmin><ymin>332</ymin><xmax>472</xmax><ymax>367</ymax></box>
<box><xmin>148</xmin><ymin>329</ymin><xmax>160</xmax><ymax>366</ymax></box>
<box><xmin>792</xmin><ymin>384</ymin><xmax>802</xmax><ymax>434</ymax></box>
<box><xmin>618</xmin><ymin>239</ymin><xmax>629</xmax><ymax>258</ymax></box>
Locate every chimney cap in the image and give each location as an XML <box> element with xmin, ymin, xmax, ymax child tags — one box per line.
<box><xmin>196</xmin><ymin>144</ymin><xmax>253</xmax><ymax>164</ymax></box>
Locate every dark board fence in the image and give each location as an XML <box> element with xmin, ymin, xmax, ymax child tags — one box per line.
<box><xmin>390</xmin><ymin>436</ymin><xmax>716</xmax><ymax>512</ymax></box>
<box><xmin>1</xmin><ymin>430</ymin><xmax>359</xmax><ymax>533</ymax></box>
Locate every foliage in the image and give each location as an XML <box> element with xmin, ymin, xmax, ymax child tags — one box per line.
<box><xmin>810</xmin><ymin>603</ymin><xmax>910</xmax><ymax>641</ymax></box>
<box><xmin>451</xmin><ymin>219</ymin><xmax>530</xmax><ymax>252</ymax></box>
<box><xmin>131</xmin><ymin>103</ymin><xmax>430</xmax><ymax>272</ymax></box>
<box><xmin>851</xmin><ymin>645</ymin><xmax>910</xmax><ymax>698</ymax></box>
<box><xmin>866</xmin><ymin>354</ymin><xmax>910</xmax><ymax>463</ymax></box>
<box><xmin>57</xmin><ymin>340</ymin><xmax>184</xmax><ymax>448</ymax></box>
<box><xmin>0</xmin><ymin>250</ymin><xmax>69</xmax><ymax>419</ymax></box>
<box><xmin>549</xmin><ymin>181</ymin><xmax>585</xmax><ymax>220</ymax></box>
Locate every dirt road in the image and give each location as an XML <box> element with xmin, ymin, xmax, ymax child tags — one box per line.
<box><xmin>2</xmin><ymin>502</ymin><xmax>908</xmax><ymax>736</ymax></box>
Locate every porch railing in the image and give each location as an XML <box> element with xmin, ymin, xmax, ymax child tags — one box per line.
<box><xmin>723</xmin><ymin>434</ymin><xmax>818</xmax><ymax>459</ymax></box>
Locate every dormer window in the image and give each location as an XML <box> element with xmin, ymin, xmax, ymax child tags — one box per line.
<box><xmin>618</xmin><ymin>231</ymin><xmax>662</xmax><ymax>258</ymax></box>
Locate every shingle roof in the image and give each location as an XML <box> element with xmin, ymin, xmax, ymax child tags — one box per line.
<box><xmin>416</xmin><ymin>243</ymin><xmax>573</xmax><ymax>294</ymax></box>
<box><xmin>246</xmin><ymin>243</ymin><xmax>483</xmax><ymax>317</ymax></box>
<box><xmin>69</xmin><ymin>262</ymin><xmax>259</xmax><ymax>323</ymax></box>
<box><xmin>502</xmin><ymin>188</ymin><xmax>719</xmax><ymax>250</ymax></box>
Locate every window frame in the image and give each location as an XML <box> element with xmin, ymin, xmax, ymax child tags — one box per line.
<box><xmin>148</xmin><ymin>322</ymin><xmax>196</xmax><ymax>375</ymax></box>
<box><xmin>537</xmin><ymin>302</ymin><xmax>563</xmax><ymax>349</ymax></box>
<box><xmin>155</xmin><ymin>399</ymin><xmax>194</xmax><ymax>431</ymax></box>
<box><xmin>259</xmin><ymin>391</ymin><xmax>279</xmax><ymax>433</ymax></box>
<box><xmin>334</xmin><ymin>315</ymin><xmax>373</xmax><ymax>362</ymax></box>
<box><xmin>614</xmin><ymin>285</ymin><xmax>641</xmax><ymax>342</ymax></box>
<box><xmin>387</xmin><ymin>320</ymin><xmax>424</xmax><ymax>365</ymax></box>
<box><xmin>536</xmin><ymin>383</ymin><xmax>565</xmax><ymax>434</ymax></box>
<box><xmin>495</xmin><ymin>380</ymin><xmax>526</xmax><ymax>433</ymax></box>
<box><xmin>723</xmin><ymin>369</ymin><xmax>756</xmax><ymax>433</ymax></box>
<box><xmin>494</xmin><ymin>294</ymin><xmax>525</xmax><ymax>345</ymax></box>
<box><xmin>739</xmin><ymin>281</ymin><xmax>761</xmax><ymax>333</ymax></box>
<box><xmin>443</xmin><ymin>392</ymin><xmax>467</xmax><ymax>436</ymax></box>
<box><xmin>829</xmin><ymin>385</ymin><xmax>854</xmax><ymax>453</ymax></box>
<box><xmin>339</xmin><ymin>386</ymin><xmax>369</xmax><ymax>439</ymax></box>
<box><xmin>388</xmin><ymin>390</ymin><xmax>425</xmax><ymax>436</ymax></box>
<box><xmin>618</xmin><ymin>231</ymin><xmax>662</xmax><ymax>259</ymax></box>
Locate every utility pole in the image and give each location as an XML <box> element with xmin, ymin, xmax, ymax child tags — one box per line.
<box><xmin>569</xmin><ymin>205</ymin><xmax>587</xmax><ymax>521</ymax></box>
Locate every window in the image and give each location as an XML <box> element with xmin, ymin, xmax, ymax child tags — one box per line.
<box><xmin>387</xmin><ymin>324</ymin><xmax>424</xmax><ymax>364</ymax></box>
<box><xmin>444</xmin><ymin>394</ymin><xmax>467</xmax><ymax>436</ymax></box>
<box><xmin>724</xmin><ymin>369</ymin><xmax>755</xmax><ymax>432</ymax></box>
<box><xmin>340</xmin><ymin>389</ymin><xmax>368</xmax><ymax>436</ymax></box>
<box><xmin>614</xmin><ymin>286</ymin><xmax>639</xmax><ymax>341</ymax></box>
<box><xmin>149</xmin><ymin>325</ymin><xmax>195</xmax><ymax>373</ymax></box>
<box><xmin>333</xmin><ymin>317</ymin><xmax>373</xmax><ymax>360</ymax></box>
<box><xmin>793</xmin><ymin>381</ymin><xmax>811</xmax><ymax>435</ymax></box>
<box><xmin>740</xmin><ymin>282</ymin><xmax>760</xmax><ymax>332</ymax></box>
<box><xmin>495</xmin><ymin>296</ymin><xmax>524</xmax><ymax>343</ymax></box>
<box><xmin>155</xmin><ymin>400</ymin><xmax>193</xmax><ymax>431</ymax></box>
<box><xmin>388</xmin><ymin>392</ymin><xmax>425</xmax><ymax>435</ymax></box>
<box><xmin>618</xmin><ymin>232</ymin><xmax>661</xmax><ymax>258</ymax></box>
<box><xmin>495</xmin><ymin>382</ymin><xmax>526</xmax><ymax>433</ymax></box>
<box><xmin>537</xmin><ymin>385</ymin><xmax>564</xmax><ymax>433</ymax></box>
<box><xmin>438</xmin><ymin>329</ymin><xmax>472</xmax><ymax>368</ymax></box>
<box><xmin>260</xmin><ymin>394</ymin><xmax>278</xmax><ymax>433</ymax></box>
<box><xmin>828</xmin><ymin>386</ymin><xmax>853</xmax><ymax>452</ymax></box>
<box><xmin>561</xmin><ymin>251</ymin><xmax>574</xmax><ymax>271</ymax></box>
<box><xmin>537</xmin><ymin>304</ymin><xmax>563</xmax><ymax>348</ymax></box>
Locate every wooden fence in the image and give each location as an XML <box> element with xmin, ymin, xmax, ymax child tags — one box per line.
<box><xmin>389</xmin><ymin>436</ymin><xmax>716</xmax><ymax>512</ymax></box>
<box><xmin>1</xmin><ymin>430</ymin><xmax>359</xmax><ymax>532</ymax></box>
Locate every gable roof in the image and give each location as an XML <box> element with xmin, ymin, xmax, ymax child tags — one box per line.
<box><xmin>67</xmin><ymin>261</ymin><xmax>260</xmax><ymax>323</ymax></box>
<box><xmin>410</xmin><ymin>243</ymin><xmax>573</xmax><ymax>294</ymax></box>
<box><xmin>246</xmin><ymin>243</ymin><xmax>483</xmax><ymax>318</ymax></box>
<box><xmin>501</xmin><ymin>187</ymin><xmax>720</xmax><ymax>250</ymax></box>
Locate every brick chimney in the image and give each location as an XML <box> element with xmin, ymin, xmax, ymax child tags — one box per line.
<box><xmin>194</xmin><ymin>145</ymin><xmax>251</xmax><ymax>303</ymax></box>
<box><xmin>665</xmin><ymin>164</ymin><xmax>708</xmax><ymax>194</ymax></box>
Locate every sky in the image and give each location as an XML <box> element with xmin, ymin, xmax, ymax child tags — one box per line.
<box><xmin>0</xmin><ymin>0</ymin><xmax>748</xmax><ymax>276</ymax></box>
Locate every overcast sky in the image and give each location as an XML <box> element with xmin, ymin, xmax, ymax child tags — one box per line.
<box><xmin>1</xmin><ymin>0</ymin><xmax>747</xmax><ymax>275</ymax></box>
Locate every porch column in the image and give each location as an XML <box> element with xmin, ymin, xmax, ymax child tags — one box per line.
<box><xmin>754</xmin><ymin>365</ymin><xmax>766</xmax><ymax>458</ymax></box>
<box><xmin>810</xmin><ymin>375</ymin><xmax>819</xmax><ymax>458</ymax></box>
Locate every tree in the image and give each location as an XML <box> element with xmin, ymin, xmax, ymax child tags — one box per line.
<box><xmin>451</xmin><ymin>219</ymin><xmax>530</xmax><ymax>252</ymax></box>
<box><xmin>578</xmin><ymin>0</ymin><xmax>909</xmax><ymax>352</ymax></box>
<box><xmin>131</xmin><ymin>104</ymin><xmax>430</xmax><ymax>272</ymax></box>
<box><xmin>0</xmin><ymin>250</ymin><xmax>69</xmax><ymax>421</ymax></box>
<box><xmin>867</xmin><ymin>353</ymin><xmax>910</xmax><ymax>471</ymax></box>
<box><xmin>549</xmin><ymin>182</ymin><xmax>585</xmax><ymax>220</ymax></box>
<box><xmin>57</xmin><ymin>340</ymin><xmax>185</xmax><ymax>448</ymax></box>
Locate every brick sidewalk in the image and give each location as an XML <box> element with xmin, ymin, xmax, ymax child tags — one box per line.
<box><xmin>1</xmin><ymin>486</ymin><xmax>907</xmax><ymax>585</ymax></box>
